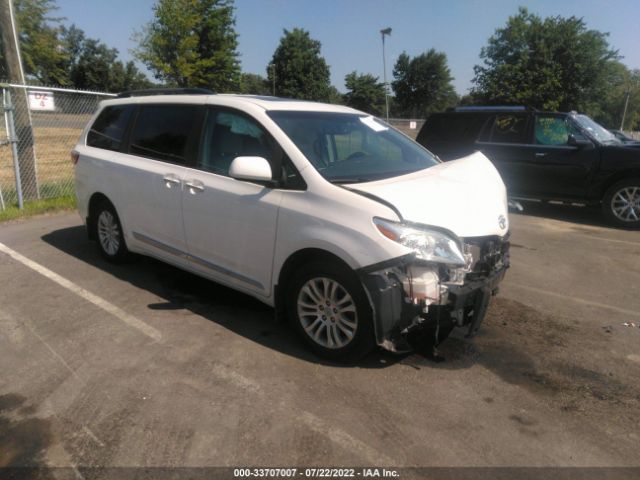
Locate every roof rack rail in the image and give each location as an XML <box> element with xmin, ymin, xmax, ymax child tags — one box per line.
<box><xmin>117</xmin><ymin>88</ymin><xmax>215</xmax><ymax>98</ymax></box>
<box><xmin>447</xmin><ymin>105</ymin><xmax>538</xmax><ymax>113</ymax></box>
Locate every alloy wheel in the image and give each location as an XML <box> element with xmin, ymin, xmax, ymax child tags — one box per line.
<box><xmin>611</xmin><ymin>186</ymin><xmax>640</xmax><ymax>222</ymax></box>
<box><xmin>97</xmin><ymin>210</ymin><xmax>121</xmax><ymax>256</ymax></box>
<box><xmin>296</xmin><ymin>277</ymin><xmax>358</xmax><ymax>349</ymax></box>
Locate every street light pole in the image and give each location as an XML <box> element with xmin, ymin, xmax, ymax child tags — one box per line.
<box><xmin>380</xmin><ymin>27</ymin><xmax>392</xmax><ymax>122</ymax></box>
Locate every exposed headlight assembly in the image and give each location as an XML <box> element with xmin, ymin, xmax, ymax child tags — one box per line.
<box><xmin>373</xmin><ymin>217</ymin><xmax>466</xmax><ymax>266</ymax></box>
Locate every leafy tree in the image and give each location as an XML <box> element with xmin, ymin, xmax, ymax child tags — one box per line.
<box><xmin>472</xmin><ymin>7</ymin><xmax>618</xmax><ymax>112</ymax></box>
<box><xmin>239</xmin><ymin>73</ymin><xmax>270</xmax><ymax>95</ymax></box>
<box><xmin>268</xmin><ymin>28</ymin><xmax>331</xmax><ymax>101</ymax></box>
<box><xmin>0</xmin><ymin>2</ymin><xmax>150</xmax><ymax>91</ymax></box>
<box><xmin>0</xmin><ymin>0</ymin><xmax>69</xmax><ymax>84</ymax></box>
<box><xmin>391</xmin><ymin>49</ymin><xmax>457</xmax><ymax>118</ymax></box>
<box><xmin>327</xmin><ymin>85</ymin><xmax>343</xmax><ymax>105</ymax></box>
<box><xmin>590</xmin><ymin>62</ymin><xmax>640</xmax><ymax>130</ymax></box>
<box><xmin>62</xmin><ymin>25</ymin><xmax>151</xmax><ymax>92</ymax></box>
<box><xmin>134</xmin><ymin>0</ymin><xmax>240</xmax><ymax>91</ymax></box>
<box><xmin>343</xmin><ymin>71</ymin><xmax>385</xmax><ymax>115</ymax></box>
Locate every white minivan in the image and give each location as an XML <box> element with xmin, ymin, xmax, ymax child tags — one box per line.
<box><xmin>74</xmin><ymin>89</ymin><xmax>510</xmax><ymax>361</ymax></box>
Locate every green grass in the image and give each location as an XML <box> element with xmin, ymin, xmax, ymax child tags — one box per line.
<box><xmin>0</xmin><ymin>195</ymin><xmax>76</xmax><ymax>223</ymax></box>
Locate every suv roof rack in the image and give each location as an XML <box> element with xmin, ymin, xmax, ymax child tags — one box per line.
<box><xmin>117</xmin><ymin>88</ymin><xmax>215</xmax><ymax>98</ymax></box>
<box><xmin>447</xmin><ymin>106</ymin><xmax>537</xmax><ymax>113</ymax></box>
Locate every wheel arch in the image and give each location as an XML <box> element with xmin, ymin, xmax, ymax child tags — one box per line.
<box><xmin>274</xmin><ymin>248</ymin><xmax>356</xmax><ymax>319</ymax></box>
<box><xmin>598</xmin><ymin>171</ymin><xmax>640</xmax><ymax>201</ymax></box>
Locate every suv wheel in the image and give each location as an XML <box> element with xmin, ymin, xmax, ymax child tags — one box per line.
<box><xmin>287</xmin><ymin>262</ymin><xmax>375</xmax><ymax>362</ymax></box>
<box><xmin>94</xmin><ymin>201</ymin><xmax>131</xmax><ymax>262</ymax></box>
<box><xmin>603</xmin><ymin>179</ymin><xmax>640</xmax><ymax>228</ymax></box>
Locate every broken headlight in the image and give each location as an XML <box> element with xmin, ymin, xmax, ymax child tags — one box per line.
<box><xmin>373</xmin><ymin>217</ymin><xmax>466</xmax><ymax>266</ymax></box>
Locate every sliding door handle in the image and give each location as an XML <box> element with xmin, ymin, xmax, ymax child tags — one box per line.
<box><xmin>163</xmin><ymin>174</ymin><xmax>181</xmax><ymax>188</ymax></box>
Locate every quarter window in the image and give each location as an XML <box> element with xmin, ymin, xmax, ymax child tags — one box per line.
<box><xmin>87</xmin><ymin>105</ymin><xmax>134</xmax><ymax>151</ymax></box>
<box><xmin>129</xmin><ymin>104</ymin><xmax>199</xmax><ymax>164</ymax></box>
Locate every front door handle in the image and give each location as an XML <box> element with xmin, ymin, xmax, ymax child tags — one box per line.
<box><xmin>163</xmin><ymin>174</ymin><xmax>181</xmax><ymax>188</ymax></box>
<box><xmin>534</xmin><ymin>152</ymin><xmax>548</xmax><ymax>158</ymax></box>
<box><xmin>185</xmin><ymin>180</ymin><xmax>205</xmax><ymax>193</ymax></box>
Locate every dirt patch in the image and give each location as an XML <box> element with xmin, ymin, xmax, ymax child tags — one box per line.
<box><xmin>430</xmin><ymin>297</ymin><xmax>640</xmax><ymax>425</ymax></box>
<box><xmin>0</xmin><ymin>393</ymin><xmax>52</xmax><ymax>472</ymax></box>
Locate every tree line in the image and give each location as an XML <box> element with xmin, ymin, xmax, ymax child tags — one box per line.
<box><xmin>1</xmin><ymin>1</ymin><xmax>638</xmax><ymax>129</ymax></box>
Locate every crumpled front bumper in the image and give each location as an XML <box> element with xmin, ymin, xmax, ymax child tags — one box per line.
<box><xmin>357</xmin><ymin>237</ymin><xmax>510</xmax><ymax>353</ymax></box>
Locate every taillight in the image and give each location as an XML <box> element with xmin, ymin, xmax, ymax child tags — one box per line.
<box><xmin>71</xmin><ymin>151</ymin><xmax>79</xmax><ymax>165</ymax></box>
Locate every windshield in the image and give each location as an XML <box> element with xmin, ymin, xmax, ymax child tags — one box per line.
<box><xmin>573</xmin><ymin>114</ymin><xmax>620</xmax><ymax>144</ymax></box>
<box><xmin>268</xmin><ymin>111</ymin><xmax>439</xmax><ymax>183</ymax></box>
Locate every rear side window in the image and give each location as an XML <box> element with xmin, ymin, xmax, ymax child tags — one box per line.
<box><xmin>129</xmin><ymin>104</ymin><xmax>200</xmax><ymax>164</ymax></box>
<box><xmin>418</xmin><ymin>114</ymin><xmax>486</xmax><ymax>144</ymax></box>
<box><xmin>480</xmin><ymin>115</ymin><xmax>529</xmax><ymax>144</ymax></box>
<box><xmin>87</xmin><ymin>105</ymin><xmax>134</xmax><ymax>151</ymax></box>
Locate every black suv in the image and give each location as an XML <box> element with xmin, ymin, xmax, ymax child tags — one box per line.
<box><xmin>416</xmin><ymin>106</ymin><xmax>640</xmax><ymax>227</ymax></box>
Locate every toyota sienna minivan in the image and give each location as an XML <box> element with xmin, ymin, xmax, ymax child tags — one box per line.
<box><xmin>73</xmin><ymin>89</ymin><xmax>510</xmax><ymax>361</ymax></box>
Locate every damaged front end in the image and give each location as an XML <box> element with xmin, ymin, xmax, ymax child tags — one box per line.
<box><xmin>358</xmin><ymin>233</ymin><xmax>510</xmax><ymax>353</ymax></box>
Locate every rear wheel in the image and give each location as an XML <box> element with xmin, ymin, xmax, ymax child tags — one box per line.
<box><xmin>93</xmin><ymin>201</ymin><xmax>131</xmax><ymax>263</ymax></box>
<box><xmin>602</xmin><ymin>179</ymin><xmax>640</xmax><ymax>228</ymax></box>
<box><xmin>287</xmin><ymin>261</ymin><xmax>375</xmax><ymax>362</ymax></box>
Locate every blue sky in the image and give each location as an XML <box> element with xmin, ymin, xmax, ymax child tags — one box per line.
<box><xmin>55</xmin><ymin>0</ymin><xmax>640</xmax><ymax>94</ymax></box>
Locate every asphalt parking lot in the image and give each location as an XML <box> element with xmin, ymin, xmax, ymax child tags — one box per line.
<box><xmin>1</xmin><ymin>206</ymin><xmax>639</xmax><ymax>473</ymax></box>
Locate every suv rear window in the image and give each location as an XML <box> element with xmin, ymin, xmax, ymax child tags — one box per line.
<box><xmin>87</xmin><ymin>105</ymin><xmax>134</xmax><ymax>151</ymax></box>
<box><xmin>418</xmin><ymin>114</ymin><xmax>485</xmax><ymax>143</ymax></box>
<box><xmin>129</xmin><ymin>104</ymin><xmax>200</xmax><ymax>164</ymax></box>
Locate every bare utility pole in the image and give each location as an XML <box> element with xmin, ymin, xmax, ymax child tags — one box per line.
<box><xmin>620</xmin><ymin>89</ymin><xmax>631</xmax><ymax>131</ymax></box>
<box><xmin>0</xmin><ymin>0</ymin><xmax>39</xmax><ymax>200</ymax></box>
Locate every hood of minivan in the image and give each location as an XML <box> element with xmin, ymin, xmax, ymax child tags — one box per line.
<box><xmin>348</xmin><ymin>151</ymin><xmax>509</xmax><ymax>238</ymax></box>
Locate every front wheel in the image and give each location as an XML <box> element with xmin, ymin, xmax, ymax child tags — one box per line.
<box><xmin>287</xmin><ymin>262</ymin><xmax>375</xmax><ymax>362</ymax></box>
<box><xmin>602</xmin><ymin>179</ymin><xmax>640</xmax><ymax>228</ymax></box>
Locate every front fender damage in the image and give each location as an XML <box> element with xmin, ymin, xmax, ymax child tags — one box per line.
<box><xmin>357</xmin><ymin>236</ymin><xmax>509</xmax><ymax>355</ymax></box>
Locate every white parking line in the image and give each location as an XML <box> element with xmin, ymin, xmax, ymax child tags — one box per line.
<box><xmin>509</xmin><ymin>283</ymin><xmax>639</xmax><ymax>317</ymax></box>
<box><xmin>298</xmin><ymin>410</ymin><xmax>396</xmax><ymax>465</ymax></box>
<box><xmin>0</xmin><ymin>242</ymin><xmax>162</xmax><ymax>342</ymax></box>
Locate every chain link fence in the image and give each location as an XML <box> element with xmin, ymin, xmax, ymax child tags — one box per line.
<box><xmin>1</xmin><ymin>82</ymin><xmax>115</xmax><ymax>210</ymax></box>
<box><xmin>386</xmin><ymin>118</ymin><xmax>425</xmax><ymax>140</ymax></box>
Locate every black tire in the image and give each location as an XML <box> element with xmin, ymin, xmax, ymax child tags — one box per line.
<box><xmin>286</xmin><ymin>261</ymin><xmax>375</xmax><ymax>362</ymax></box>
<box><xmin>602</xmin><ymin>178</ymin><xmax>640</xmax><ymax>229</ymax></box>
<box><xmin>93</xmin><ymin>200</ymin><xmax>131</xmax><ymax>263</ymax></box>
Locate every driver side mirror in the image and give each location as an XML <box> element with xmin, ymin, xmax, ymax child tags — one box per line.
<box><xmin>229</xmin><ymin>156</ymin><xmax>273</xmax><ymax>183</ymax></box>
<box><xmin>568</xmin><ymin>134</ymin><xmax>592</xmax><ymax>149</ymax></box>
